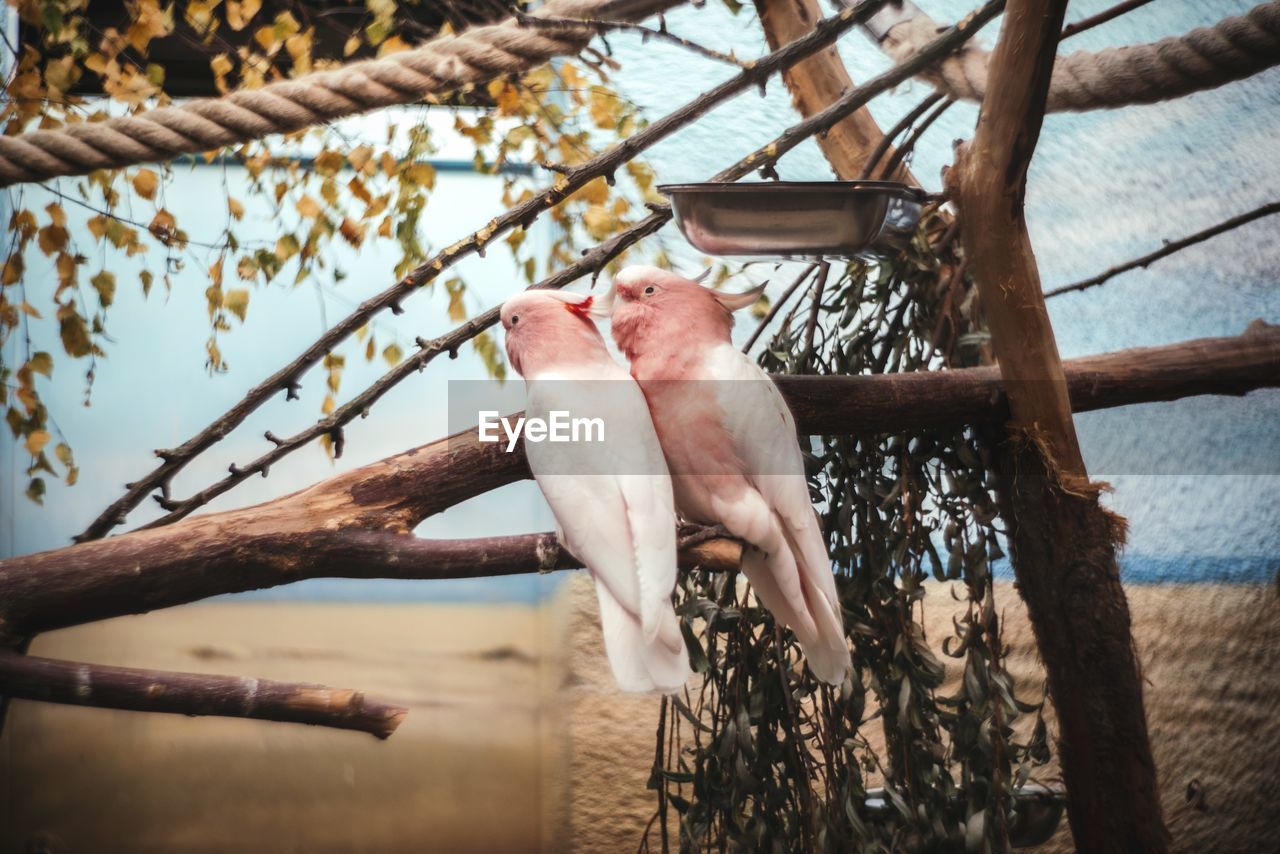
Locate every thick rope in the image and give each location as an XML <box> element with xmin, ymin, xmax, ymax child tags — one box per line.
<box><xmin>875</xmin><ymin>0</ymin><xmax>1280</xmax><ymax>112</ymax></box>
<box><xmin>0</xmin><ymin>0</ymin><xmax>683</xmax><ymax>187</ymax></box>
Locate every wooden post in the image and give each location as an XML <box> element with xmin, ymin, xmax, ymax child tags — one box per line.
<box><xmin>948</xmin><ymin>0</ymin><xmax>1171</xmax><ymax>850</ymax></box>
<box><xmin>754</xmin><ymin>0</ymin><xmax>914</xmax><ymax>182</ymax></box>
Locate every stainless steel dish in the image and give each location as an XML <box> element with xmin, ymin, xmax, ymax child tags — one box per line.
<box><xmin>659</xmin><ymin>181</ymin><xmax>928</xmax><ymax>260</ymax></box>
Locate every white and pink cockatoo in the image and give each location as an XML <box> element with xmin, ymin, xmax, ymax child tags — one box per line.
<box><xmin>500</xmin><ymin>289</ymin><xmax>691</xmax><ymax>694</ymax></box>
<box><xmin>603</xmin><ymin>266</ymin><xmax>852</xmax><ymax>685</ymax></box>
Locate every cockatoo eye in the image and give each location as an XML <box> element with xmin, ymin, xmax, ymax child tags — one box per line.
<box><xmin>643</xmin><ymin>286</ymin><xmax>656</xmax><ymax>295</ymax></box>
<box><xmin>509</xmin><ymin>314</ymin><xmax>520</xmax><ymax>326</ymax></box>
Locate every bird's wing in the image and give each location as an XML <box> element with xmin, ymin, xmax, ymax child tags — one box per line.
<box><xmin>526</xmin><ymin>374</ymin><xmax>678</xmax><ymax>647</ymax></box>
<box><xmin>704</xmin><ymin>344</ymin><xmax>841</xmax><ymax>615</ymax></box>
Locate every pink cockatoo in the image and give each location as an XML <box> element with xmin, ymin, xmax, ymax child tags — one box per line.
<box><xmin>603</xmin><ymin>266</ymin><xmax>852</xmax><ymax>685</ymax></box>
<box><xmin>501</xmin><ymin>289</ymin><xmax>691</xmax><ymax>693</ymax></box>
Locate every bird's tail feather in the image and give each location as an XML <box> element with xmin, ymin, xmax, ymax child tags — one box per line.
<box><xmin>595</xmin><ymin>583</ymin><xmax>691</xmax><ymax>694</ymax></box>
<box><xmin>743</xmin><ymin>534</ymin><xmax>851</xmax><ymax>686</ymax></box>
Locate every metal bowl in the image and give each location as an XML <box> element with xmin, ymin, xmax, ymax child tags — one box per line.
<box><xmin>659</xmin><ymin>181</ymin><xmax>928</xmax><ymax>260</ymax></box>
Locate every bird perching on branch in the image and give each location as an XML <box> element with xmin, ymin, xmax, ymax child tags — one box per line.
<box><xmin>604</xmin><ymin>266</ymin><xmax>853</xmax><ymax>685</ymax></box>
<box><xmin>501</xmin><ymin>290</ymin><xmax>691</xmax><ymax>694</ymax></box>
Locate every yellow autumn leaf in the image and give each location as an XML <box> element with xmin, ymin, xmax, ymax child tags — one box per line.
<box><xmin>132</xmin><ymin>168</ymin><xmax>158</xmax><ymax>200</ymax></box>
<box><xmin>382</xmin><ymin>343</ymin><xmax>403</xmax><ymax>366</ymax></box>
<box><xmin>55</xmin><ymin>252</ymin><xmax>77</xmax><ymax>289</ymax></box>
<box><xmin>314</xmin><ymin>150</ymin><xmax>343</xmax><ymax>177</ymax></box>
<box><xmin>2</xmin><ymin>254</ymin><xmax>23</xmax><ymax>285</ymax></box>
<box><xmin>37</xmin><ymin>225</ymin><xmax>69</xmax><ymax>256</ymax></box>
<box><xmin>589</xmin><ymin>87</ymin><xmax>620</xmax><ymax>129</ymax></box>
<box><xmin>45</xmin><ymin>202</ymin><xmax>67</xmax><ymax>228</ymax></box>
<box><xmin>583</xmin><ymin>205</ymin><xmax>614</xmax><ymax>240</ymax></box>
<box><xmin>224</xmin><ymin>288</ymin><xmax>250</xmax><ymax>321</ymax></box>
<box><xmin>577</xmin><ymin>177</ymin><xmax>609</xmax><ymax>205</ymax></box>
<box><xmin>91</xmin><ymin>271</ymin><xmax>117</xmax><ymax>307</ymax></box>
<box><xmin>338</xmin><ymin>217</ymin><xmax>364</xmax><ymax>247</ymax></box>
<box><xmin>377</xmin><ymin>35</ymin><xmax>410</xmax><ymax>57</ymax></box>
<box><xmin>226</xmin><ymin>0</ymin><xmax>262</xmax><ymax>32</ymax></box>
<box><xmin>295</xmin><ymin>195</ymin><xmax>322</xmax><ymax>219</ymax></box>
<box><xmin>227</xmin><ymin>196</ymin><xmax>245</xmax><ymax>220</ymax></box>
<box><xmin>29</xmin><ymin>352</ymin><xmax>53</xmax><ymax>377</ymax></box>
<box><xmin>24</xmin><ymin>429</ymin><xmax>51</xmax><ymax>456</ymax></box>
<box><xmin>148</xmin><ymin>209</ymin><xmax>178</xmax><ymax>243</ymax></box>
<box><xmin>348</xmin><ymin>146</ymin><xmax>373</xmax><ymax>173</ymax></box>
<box><xmin>55</xmin><ymin>441</ymin><xmax>74</xmax><ymax>467</ymax></box>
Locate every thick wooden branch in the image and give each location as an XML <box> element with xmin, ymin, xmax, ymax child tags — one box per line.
<box><xmin>0</xmin><ymin>650</ymin><xmax>407</xmax><ymax>739</ymax></box>
<box><xmin>0</xmin><ymin>327</ymin><xmax>1274</xmax><ymax>639</ymax></box>
<box><xmin>948</xmin><ymin>1</ymin><xmax>1170</xmax><ymax>849</ymax></box>
<box><xmin>754</xmin><ymin>0</ymin><xmax>915</xmax><ymax>182</ymax></box>
<box><xmin>949</xmin><ymin>0</ymin><xmax>1082</xmax><ymax>474</ymax></box>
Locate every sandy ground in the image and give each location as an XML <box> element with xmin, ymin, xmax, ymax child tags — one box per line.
<box><xmin>1</xmin><ymin>577</ymin><xmax>1276</xmax><ymax>852</ymax></box>
<box><xmin>0</xmin><ymin>601</ymin><xmax>572</xmax><ymax>854</ymax></box>
<box><xmin>560</xmin><ymin>576</ymin><xmax>1280</xmax><ymax>853</ymax></box>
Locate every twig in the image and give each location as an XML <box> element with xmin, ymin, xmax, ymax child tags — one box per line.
<box><xmin>33</xmin><ymin>182</ymin><xmax>256</xmax><ymax>252</ymax></box>
<box><xmin>1060</xmin><ymin>0</ymin><xmax>1157</xmax><ymax>40</ymax></box>
<box><xmin>858</xmin><ymin>91</ymin><xmax>946</xmax><ymax>180</ymax></box>
<box><xmin>878</xmin><ymin>95</ymin><xmax>955</xmax><ymax>180</ymax></box>
<box><xmin>516</xmin><ymin>11</ymin><xmax>748</xmax><ymax>68</ymax></box>
<box><xmin>77</xmin><ymin>0</ymin><xmax>884</xmax><ymax>543</ymax></box>
<box><xmin>800</xmin><ymin>260</ymin><xmax>831</xmax><ymax>369</ymax></box>
<box><xmin>125</xmin><ymin>0</ymin><xmax>1008</xmax><ymax>531</ymax></box>
<box><xmin>1045</xmin><ymin>201</ymin><xmax>1280</xmax><ymax>298</ymax></box>
<box><xmin>139</xmin><ymin>210</ymin><xmax>671</xmax><ymax>528</ymax></box>
<box><xmin>678</xmin><ymin>524</ymin><xmax>736</xmax><ymax>549</ymax></box>
<box><xmin>742</xmin><ymin>263</ymin><xmax>819</xmax><ymax>353</ymax></box>
<box><xmin>0</xmin><ymin>650</ymin><xmax>407</xmax><ymax>739</ymax></box>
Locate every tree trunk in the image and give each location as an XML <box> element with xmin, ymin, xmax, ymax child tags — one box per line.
<box><xmin>948</xmin><ymin>0</ymin><xmax>1171</xmax><ymax>849</ymax></box>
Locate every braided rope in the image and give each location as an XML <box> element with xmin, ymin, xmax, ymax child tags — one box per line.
<box><xmin>877</xmin><ymin>0</ymin><xmax>1280</xmax><ymax>112</ymax></box>
<box><xmin>0</xmin><ymin>0</ymin><xmax>682</xmax><ymax>187</ymax></box>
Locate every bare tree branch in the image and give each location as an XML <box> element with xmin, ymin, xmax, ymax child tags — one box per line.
<box><xmin>877</xmin><ymin>94</ymin><xmax>955</xmax><ymax>180</ymax></box>
<box><xmin>516</xmin><ymin>10</ymin><xmax>749</xmax><ymax>67</ymax></box>
<box><xmin>132</xmin><ymin>0</ymin><xmax>1007</xmax><ymax>531</ymax></box>
<box><xmin>78</xmin><ymin>0</ymin><xmax>888</xmax><ymax>543</ymax></box>
<box><xmin>0</xmin><ymin>650</ymin><xmax>408</xmax><ymax>739</ymax></box>
<box><xmin>1045</xmin><ymin>201</ymin><xmax>1280</xmax><ymax>298</ymax></box>
<box><xmin>1059</xmin><ymin>0</ymin><xmax>1158</xmax><ymax>40</ymax></box>
<box><xmin>858</xmin><ymin>90</ymin><xmax>946</xmax><ymax>180</ymax></box>
<box><xmin>2</xmin><ymin>325</ymin><xmax>1275</xmax><ymax>639</ymax></box>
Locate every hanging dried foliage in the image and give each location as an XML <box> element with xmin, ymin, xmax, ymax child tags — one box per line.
<box><xmin>651</xmin><ymin>212</ymin><xmax>1052</xmax><ymax>852</ymax></box>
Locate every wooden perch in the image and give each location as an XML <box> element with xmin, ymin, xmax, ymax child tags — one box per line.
<box><xmin>0</xmin><ymin>327</ymin><xmax>1274</xmax><ymax>641</ymax></box>
<box><xmin>948</xmin><ymin>1</ymin><xmax>1170</xmax><ymax>848</ymax></box>
<box><xmin>0</xmin><ymin>650</ymin><xmax>407</xmax><ymax>739</ymax></box>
